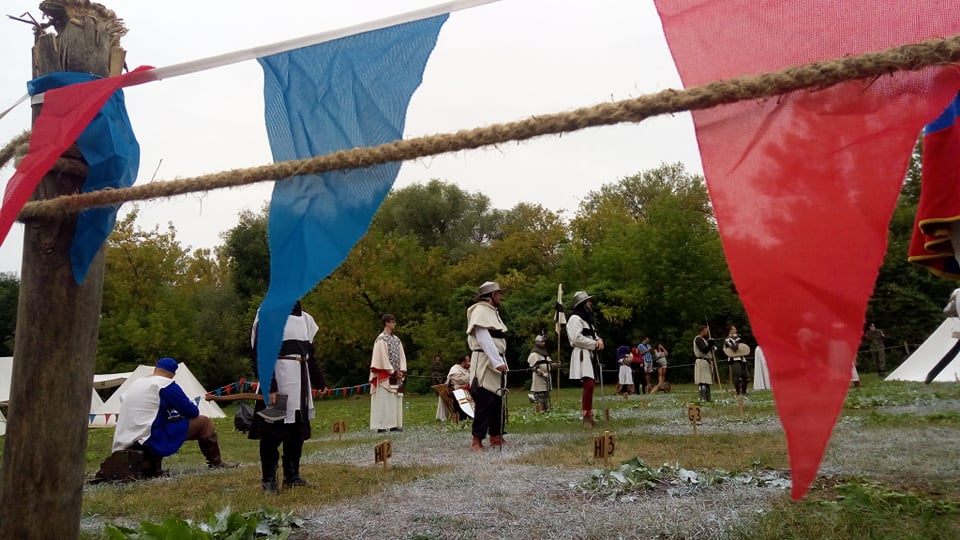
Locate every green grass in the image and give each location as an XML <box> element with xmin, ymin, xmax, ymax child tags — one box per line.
<box><xmin>730</xmin><ymin>479</ymin><xmax>960</xmax><ymax>540</ymax></box>
<box><xmin>84</xmin><ymin>462</ymin><xmax>446</xmax><ymax>521</ymax></box>
<box><xmin>7</xmin><ymin>378</ymin><xmax>960</xmax><ymax>538</ymax></box>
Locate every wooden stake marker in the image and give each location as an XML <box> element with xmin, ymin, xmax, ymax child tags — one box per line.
<box><xmin>593</xmin><ymin>430</ymin><xmax>615</xmax><ymax>467</ymax></box>
<box><xmin>332</xmin><ymin>420</ymin><xmax>347</xmax><ymax>441</ymax></box>
<box><xmin>687</xmin><ymin>405</ymin><xmax>702</xmax><ymax>435</ymax></box>
<box><xmin>374</xmin><ymin>440</ymin><xmax>393</xmax><ymax>471</ymax></box>
<box><xmin>603</xmin><ymin>408</ymin><xmax>611</xmax><ymax>421</ymax></box>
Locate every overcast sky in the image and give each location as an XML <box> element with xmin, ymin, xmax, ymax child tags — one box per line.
<box><xmin>0</xmin><ymin>0</ymin><xmax>703</xmax><ymax>276</ymax></box>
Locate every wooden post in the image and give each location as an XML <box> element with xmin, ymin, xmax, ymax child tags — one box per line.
<box><xmin>375</xmin><ymin>440</ymin><xmax>393</xmax><ymax>471</ymax></box>
<box><xmin>333</xmin><ymin>420</ymin><xmax>346</xmax><ymax>441</ymax></box>
<box><xmin>688</xmin><ymin>405</ymin><xmax>702</xmax><ymax>435</ymax></box>
<box><xmin>592</xmin><ymin>431</ymin><xmax>615</xmax><ymax>467</ymax></box>
<box><xmin>0</xmin><ymin>3</ymin><xmax>125</xmax><ymax>539</ymax></box>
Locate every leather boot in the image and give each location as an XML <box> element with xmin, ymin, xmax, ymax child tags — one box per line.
<box><xmin>705</xmin><ymin>385</ymin><xmax>712</xmax><ymax>402</ymax></box>
<box><xmin>139</xmin><ymin>446</ymin><xmax>164</xmax><ymax>478</ymax></box>
<box><xmin>262</xmin><ymin>465</ymin><xmax>280</xmax><ymax>494</ymax></box>
<box><xmin>282</xmin><ymin>458</ymin><xmax>308</xmax><ymax>487</ymax></box>
<box><xmin>489</xmin><ymin>435</ymin><xmax>504</xmax><ymax>448</ymax></box>
<box><xmin>198</xmin><ymin>434</ymin><xmax>238</xmax><ymax>469</ymax></box>
<box><xmin>471</xmin><ymin>437</ymin><xmax>484</xmax><ymax>451</ymax></box>
<box><xmin>282</xmin><ymin>441</ymin><xmax>308</xmax><ymax>488</ymax></box>
<box><xmin>261</xmin><ymin>440</ymin><xmax>280</xmax><ymax>493</ymax></box>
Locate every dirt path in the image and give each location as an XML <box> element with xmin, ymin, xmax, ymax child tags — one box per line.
<box><xmin>292</xmin><ymin>398</ymin><xmax>793</xmax><ymax>540</ymax></box>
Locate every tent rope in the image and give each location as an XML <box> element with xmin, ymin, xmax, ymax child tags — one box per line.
<box><xmin>11</xmin><ymin>31</ymin><xmax>960</xmax><ymax>222</ymax></box>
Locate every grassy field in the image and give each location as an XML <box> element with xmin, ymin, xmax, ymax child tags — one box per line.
<box><xmin>4</xmin><ymin>374</ymin><xmax>960</xmax><ymax>538</ymax></box>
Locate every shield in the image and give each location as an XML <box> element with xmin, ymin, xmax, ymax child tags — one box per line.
<box><xmin>452</xmin><ymin>388</ymin><xmax>475</xmax><ymax>418</ymax></box>
<box><xmin>723</xmin><ymin>343</ymin><xmax>751</xmax><ymax>358</ymax></box>
<box><xmin>432</xmin><ymin>384</ymin><xmax>456</xmax><ymax>417</ymax></box>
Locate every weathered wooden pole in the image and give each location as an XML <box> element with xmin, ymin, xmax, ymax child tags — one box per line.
<box><xmin>0</xmin><ymin>2</ymin><xmax>126</xmax><ymax>538</ymax></box>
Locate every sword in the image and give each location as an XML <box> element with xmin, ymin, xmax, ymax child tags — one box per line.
<box><xmin>498</xmin><ymin>372</ymin><xmax>509</xmax><ymax>452</ymax></box>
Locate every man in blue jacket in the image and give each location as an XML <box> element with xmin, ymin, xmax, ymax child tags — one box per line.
<box><xmin>112</xmin><ymin>357</ymin><xmax>234</xmax><ymax>469</ymax></box>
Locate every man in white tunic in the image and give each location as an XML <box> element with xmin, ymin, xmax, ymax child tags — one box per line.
<box><xmin>566</xmin><ymin>291</ymin><xmax>604</xmax><ymax>427</ymax></box>
<box><xmin>467</xmin><ymin>281</ymin><xmax>509</xmax><ymax>451</ymax></box>
<box><xmin>250</xmin><ymin>301</ymin><xmax>326</xmax><ymax>493</ymax></box>
<box><xmin>693</xmin><ymin>325</ymin><xmax>716</xmax><ymax>402</ymax></box>
<box><xmin>369</xmin><ymin>313</ymin><xmax>407</xmax><ymax>432</ymax></box>
<box><xmin>437</xmin><ymin>355</ymin><xmax>471</xmax><ymax>421</ymax></box>
<box><xmin>112</xmin><ymin>357</ymin><xmax>234</xmax><ymax>475</ymax></box>
<box><xmin>527</xmin><ymin>334</ymin><xmax>553</xmax><ymax>412</ymax></box>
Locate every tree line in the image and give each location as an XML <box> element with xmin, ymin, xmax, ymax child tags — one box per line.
<box><xmin>0</xmin><ymin>157</ymin><xmax>952</xmax><ymax>391</ymax></box>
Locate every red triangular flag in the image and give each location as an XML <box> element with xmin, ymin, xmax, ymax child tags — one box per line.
<box><xmin>0</xmin><ymin>66</ymin><xmax>154</xmax><ymax>245</ymax></box>
<box><xmin>654</xmin><ymin>0</ymin><xmax>960</xmax><ymax>498</ymax></box>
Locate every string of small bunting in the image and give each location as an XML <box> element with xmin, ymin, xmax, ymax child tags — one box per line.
<box><xmin>205</xmin><ymin>378</ymin><xmax>372</xmax><ymax>399</ymax></box>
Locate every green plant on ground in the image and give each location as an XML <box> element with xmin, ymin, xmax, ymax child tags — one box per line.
<box><xmin>572</xmin><ymin>456</ymin><xmax>791</xmax><ymax>501</ymax></box>
<box><xmin>104</xmin><ymin>507</ymin><xmax>301</xmax><ymax>539</ymax></box>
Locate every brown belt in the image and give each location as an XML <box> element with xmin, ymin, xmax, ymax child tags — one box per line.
<box><xmin>278</xmin><ymin>355</ymin><xmax>304</xmax><ymax>361</ymax></box>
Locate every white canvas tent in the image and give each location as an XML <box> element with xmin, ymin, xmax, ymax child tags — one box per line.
<box><xmin>93</xmin><ymin>371</ymin><xmax>133</xmax><ymax>390</ymax></box>
<box><xmin>91</xmin><ymin>362</ymin><xmax>226</xmax><ymax>427</ymax></box>
<box><xmin>885</xmin><ymin>317</ymin><xmax>960</xmax><ymax>383</ymax></box>
<box><xmin>0</xmin><ymin>357</ymin><xmax>12</xmax><ymax>408</ymax></box>
<box><xmin>1</xmin><ymin>356</ymin><xmax>109</xmax><ymax>435</ymax></box>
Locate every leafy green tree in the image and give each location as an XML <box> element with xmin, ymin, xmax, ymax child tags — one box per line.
<box><xmin>560</xmin><ymin>163</ymin><xmax>742</xmax><ymax>378</ymax></box>
<box><xmin>219</xmin><ymin>207</ymin><xmax>270</xmax><ymax>303</ymax></box>
<box><xmin>372</xmin><ymin>179</ymin><xmax>503</xmax><ymax>259</ymax></box>
<box><xmin>99</xmin><ymin>211</ymin><xmax>246</xmax><ymax>386</ymax></box>
<box><xmin>309</xmin><ymin>228</ymin><xmax>451</xmax><ymax>388</ymax></box>
<box><xmin>867</xmin><ymin>136</ymin><xmax>956</xmax><ymax>368</ymax></box>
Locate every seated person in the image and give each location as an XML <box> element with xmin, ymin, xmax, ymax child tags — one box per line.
<box><xmin>111</xmin><ymin>357</ymin><xmax>235</xmax><ymax>470</ymax></box>
<box><xmin>437</xmin><ymin>354</ymin><xmax>472</xmax><ymax>421</ymax></box>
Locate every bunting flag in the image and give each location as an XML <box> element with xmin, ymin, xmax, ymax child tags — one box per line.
<box><xmin>253</xmin><ymin>15</ymin><xmax>448</xmax><ymax>399</ymax></box>
<box><xmin>206</xmin><ymin>380</ymin><xmax>367</xmax><ymax>400</ymax></box>
<box><xmin>0</xmin><ymin>12</ymin><xmax>448</xmax><ymax>403</ymax></box>
<box><xmin>0</xmin><ymin>2</ymin><xmax>495</xmax><ymax>281</ymax></box>
<box><xmin>0</xmin><ymin>67</ymin><xmax>152</xmax><ymax>278</ymax></box>
<box><xmin>207</xmin><ymin>379</ymin><xmax>258</xmax><ymax>397</ymax></box>
<box><xmin>24</xmin><ymin>72</ymin><xmax>141</xmax><ymax>284</ymax></box>
<box><xmin>908</xmin><ymin>93</ymin><xmax>960</xmax><ymax>278</ymax></box>
<box><xmin>654</xmin><ymin>1</ymin><xmax>960</xmax><ymax>499</ymax></box>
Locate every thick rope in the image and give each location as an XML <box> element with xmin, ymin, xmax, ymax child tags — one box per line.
<box><xmin>0</xmin><ymin>131</ymin><xmax>30</xmax><ymax>171</ymax></box>
<box><xmin>14</xmin><ymin>32</ymin><xmax>960</xmax><ymax>221</ymax></box>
